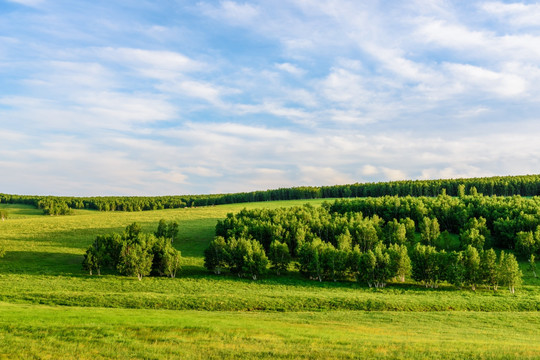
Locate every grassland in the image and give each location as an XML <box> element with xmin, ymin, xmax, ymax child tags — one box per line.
<box><xmin>1</xmin><ymin>200</ymin><xmax>540</xmax><ymax>359</ymax></box>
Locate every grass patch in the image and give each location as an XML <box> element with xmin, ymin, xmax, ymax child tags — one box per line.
<box><xmin>1</xmin><ymin>302</ymin><xmax>540</xmax><ymax>359</ymax></box>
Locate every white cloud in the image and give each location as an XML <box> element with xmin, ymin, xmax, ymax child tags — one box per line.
<box><xmin>321</xmin><ymin>68</ymin><xmax>370</xmax><ymax>104</ymax></box>
<box><xmin>98</xmin><ymin>47</ymin><xmax>204</xmax><ymax>80</ymax></box>
<box><xmin>362</xmin><ymin>165</ymin><xmax>379</xmax><ymax>176</ymax></box>
<box><xmin>381</xmin><ymin>168</ymin><xmax>407</xmax><ymax>181</ymax></box>
<box><xmin>481</xmin><ymin>2</ymin><xmax>540</xmax><ymax>27</ymax></box>
<box><xmin>444</xmin><ymin>63</ymin><xmax>527</xmax><ymax>97</ymax></box>
<box><xmin>298</xmin><ymin>166</ymin><xmax>354</xmax><ymax>186</ymax></box>
<box><xmin>275</xmin><ymin>62</ymin><xmax>305</xmax><ymax>76</ymax></box>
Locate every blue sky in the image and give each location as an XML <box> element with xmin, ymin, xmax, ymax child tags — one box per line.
<box><xmin>1</xmin><ymin>0</ymin><xmax>540</xmax><ymax>196</ymax></box>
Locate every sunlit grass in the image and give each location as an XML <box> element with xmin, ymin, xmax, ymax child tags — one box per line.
<box><xmin>1</xmin><ymin>303</ymin><xmax>540</xmax><ymax>359</ymax></box>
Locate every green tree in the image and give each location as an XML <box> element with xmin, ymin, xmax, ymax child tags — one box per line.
<box><xmin>320</xmin><ymin>242</ymin><xmax>338</xmax><ymax>281</ymax></box>
<box><xmin>151</xmin><ymin>237</ymin><xmax>181</xmax><ymax>278</ymax></box>
<box><xmin>125</xmin><ymin>222</ymin><xmax>142</xmax><ymax>240</ymax></box>
<box><xmin>480</xmin><ymin>248</ymin><xmax>499</xmax><ymax>290</ymax></box>
<box><xmin>499</xmin><ymin>251</ymin><xmax>522</xmax><ymax>294</ymax></box>
<box><xmin>359</xmin><ymin>250</ymin><xmax>377</xmax><ymax>287</ymax></box>
<box><xmin>82</xmin><ymin>245</ymin><xmax>100</xmax><ymax>275</ymax></box>
<box><xmin>410</xmin><ymin>243</ymin><xmax>440</xmax><ymax>288</ymax></box>
<box><xmin>399</xmin><ymin>217</ymin><xmax>416</xmax><ymax>244</ymax></box>
<box><xmin>387</xmin><ymin>243</ymin><xmax>411</xmax><ymax>282</ymax></box>
<box><xmin>462</xmin><ymin>245</ymin><xmax>481</xmax><ymax>290</ymax></box>
<box><xmin>457</xmin><ymin>184</ymin><xmax>466</xmax><ymax>198</ymax></box>
<box><xmin>204</xmin><ymin>236</ymin><xmax>228</xmax><ymax>275</ymax></box>
<box><xmin>117</xmin><ymin>239</ymin><xmax>153</xmax><ymax>281</ymax></box>
<box><xmin>352</xmin><ymin>221</ymin><xmax>379</xmax><ymax>252</ymax></box>
<box><xmin>242</xmin><ymin>238</ymin><xmax>269</xmax><ymax>280</ymax></box>
<box><xmin>515</xmin><ymin>231</ymin><xmax>538</xmax><ymax>259</ymax></box>
<box><xmin>225</xmin><ymin>237</ymin><xmax>248</xmax><ymax>277</ymax></box>
<box><xmin>529</xmin><ymin>254</ymin><xmax>536</xmax><ymax>278</ymax></box>
<box><xmin>268</xmin><ymin>240</ymin><xmax>291</xmax><ymax>275</ymax></box>
<box><xmin>162</xmin><ymin>245</ymin><xmax>181</xmax><ymax>278</ymax></box>
<box><xmin>298</xmin><ymin>238</ymin><xmax>323</xmax><ymax>281</ymax></box>
<box><xmin>155</xmin><ymin>219</ymin><xmax>167</xmax><ymax>238</ymax></box>
<box><xmin>442</xmin><ymin>251</ymin><xmax>465</xmax><ymax>288</ymax></box>
<box><xmin>460</xmin><ymin>228</ymin><xmax>485</xmax><ymax>251</ymax></box>
<box><xmin>420</xmin><ymin>217</ymin><xmax>440</xmax><ymax>245</ymax></box>
<box><xmin>385</xmin><ymin>219</ymin><xmax>407</xmax><ymax>245</ymax></box>
<box><xmin>372</xmin><ymin>244</ymin><xmax>391</xmax><ymax>288</ymax></box>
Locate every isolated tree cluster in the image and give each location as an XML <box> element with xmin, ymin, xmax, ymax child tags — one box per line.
<box><xmin>83</xmin><ymin>221</ymin><xmax>181</xmax><ymax>280</ymax></box>
<box><xmin>205</xmin><ymin>203</ymin><xmax>524</xmax><ymax>292</ymax></box>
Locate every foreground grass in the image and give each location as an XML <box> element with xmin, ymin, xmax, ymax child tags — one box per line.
<box><xmin>1</xmin><ymin>302</ymin><xmax>540</xmax><ymax>359</ymax></box>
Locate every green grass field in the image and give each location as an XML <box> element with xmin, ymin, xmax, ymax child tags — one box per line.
<box><xmin>1</xmin><ymin>200</ymin><xmax>540</xmax><ymax>359</ymax></box>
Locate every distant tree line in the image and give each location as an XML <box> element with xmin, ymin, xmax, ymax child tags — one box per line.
<box><xmin>2</xmin><ymin>174</ymin><xmax>540</xmax><ymax>214</ymax></box>
<box><xmin>204</xmin><ymin>202</ymin><xmax>525</xmax><ymax>292</ymax></box>
<box><xmin>83</xmin><ymin>221</ymin><xmax>181</xmax><ymax>280</ymax></box>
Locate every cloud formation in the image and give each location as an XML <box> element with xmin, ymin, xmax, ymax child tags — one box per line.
<box><xmin>1</xmin><ymin>0</ymin><xmax>539</xmax><ymax>195</ymax></box>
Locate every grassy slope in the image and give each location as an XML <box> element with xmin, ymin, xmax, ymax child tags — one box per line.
<box><xmin>1</xmin><ymin>200</ymin><xmax>540</xmax><ymax>359</ymax></box>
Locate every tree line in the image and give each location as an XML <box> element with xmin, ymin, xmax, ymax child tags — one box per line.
<box><xmin>2</xmin><ymin>174</ymin><xmax>540</xmax><ymax>214</ymax></box>
<box><xmin>83</xmin><ymin>221</ymin><xmax>181</xmax><ymax>280</ymax></box>
<box><xmin>204</xmin><ymin>203</ymin><xmax>525</xmax><ymax>292</ymax></box>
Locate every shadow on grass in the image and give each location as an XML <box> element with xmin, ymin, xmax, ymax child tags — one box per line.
<box><xmin>0</xmin><ymin>250</ymin><xmax>83</xmax><ymax>275</ymax></box>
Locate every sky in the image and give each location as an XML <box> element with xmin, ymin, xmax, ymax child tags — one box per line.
<box><xmin>1</xmin><ymin>0</ymin><xmax>540</xmax><ymax>196</ymax></box>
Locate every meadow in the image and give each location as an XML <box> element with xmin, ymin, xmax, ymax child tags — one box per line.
<box><xmin>1</xmin><ymin>200</ymin><xmax>540</xmax><ymax>359</ymax></box>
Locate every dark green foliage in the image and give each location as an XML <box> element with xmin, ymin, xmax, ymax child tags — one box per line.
<box><xmin>529</xmin><ymin>254</ymin><xmax>537</xmax><ymax>278</ymax></box>
<box><xmin>515</xmin><ymin>229</ymin><xmax>539</xmax><ymax>259</ymax></box>
<box><xmin>481</xmin><ymin>249</ymin><xmax>499</xmax><ymax>290</ymax></box>
<box><xmin>151</xmin><ymin>237</ymin><xmax>182</xmax><ymax>278</ymax></box>
<box><xmin>224</xmin><ymin>237</ymin><xmax>269</xmax><ymax>280</ymax></box>
<box><xmin>155</xmin><ymin>219</ymin><xmax>180</xmax><ymax>243</ymax></box>
<box><xmin>498</xmin><ymin>252</ymin><xmax>522</xmax><ymax>294</ymax></box>
<box><xmin>242</xmin><ymin>238</ymin><xmax>269</xmax><ymax>280</ymax></box>
<box><xmin>204</xmin><ymin>236</ymin><xmax>228</xmax><ymax>275</ymax></box>
<box><xmin>387</xmin><ymin>243</ymin><xmax>411</xmax><ymax>282</ymax></box>
<box><xmin>384</xmin><ymin>219</ymin><xmax>407</xmax><ymax>245</ymax></box>
<box><xmin>460</xmin><ymin>217</ymin><xmax>489</xmax><ymax>250</ymax></box>
<box><xmin>38</xmin><ymin>199</ymin><xmax>73</xmax><ymax>215</ymax></box>
<box><xmin>462</xmin><ymin>245</ymin><xmax>481</xmax><ymax>290</ymax></box>
<box><xmin>297</xmin><ymin>238</ymin><xmax>324</xmax><ymax>281</ymax></box>
<box><xmin>420</xmin><ymin>217</ymin><xmax>440</xmax><ymax>245</ymax></box>
<box><xmin>399</xmin><ymin>217</ymin><xmax>416</xmax><ymax>243</ymax></box>
<box><xmin>206</xmin><ymin>201</ymin><xmax>527</xmax><ymax>291</ymax></box>
<box><xmin>117</xmin><ymin>240</ymin><xmax>153</xmax><ymax>281</ymax></box>
<box><xmin>410</xmin><ymin>243</ymin><xmax>441</xmax><ymax>288</ymax></box>
<box><xmin>268</xmin><ymin>240</ymin><xmax>291</xmax><ymax>275</ymax></box>
<box><xmin>82</xmin><ymin>222</ymin><xmax>182</xmax><ymax>279</ymax></box>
